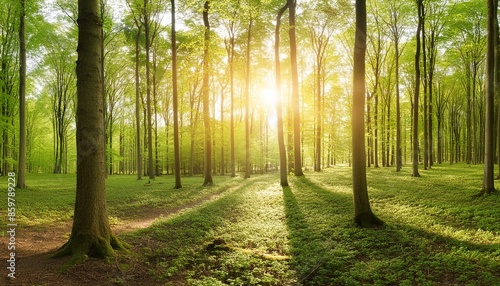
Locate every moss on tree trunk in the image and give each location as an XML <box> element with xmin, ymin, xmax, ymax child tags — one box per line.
<box><xmin>52</xmin><ymin>0</ymin><xmax>129</xmax><ymax>264</ymax></box>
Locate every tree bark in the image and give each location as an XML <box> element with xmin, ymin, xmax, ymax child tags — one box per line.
<box><xmin>352</xmin><ymin>0</ymin><xmax>383</xmax><ymax>227</ymax></box>
<box><xmin>17</xmin><ymin>0</ymin><xmax>26</xmax><ymax>188</ymax></box>
<box><xmin>288</xmin><ymin>0</ymin><xmax>303</xmax><ymax>177</ymax></box>
<box><xmin>244</xmin><ymin>18</ymin><xmax>253</xmax><ymax>179</ymax></box>
<box><xmin>412</xmin><ymin>0</ymin><xmax>423</xmax><ymax>177</ymax></box>
<box><xmin>275</xmin><ymin>1</ymin><xmax>289</xmax><ymax>187</ymax></box>
<box><xmin>171</xmin><ymin>0</ymin><xmax>182</xmax><ymax>189</ymax></box>
<box><xmin>482</xmin><ymin>0</ymin><xmax>497</xmax><ymax>194</ymax></box>
<box><xmin>53</xmin><ymin>0</ymin><xmax>128</xmax><ymax>262</ymax></box>
<box><xmin>202</xmin><ymin>0</ymin><xmax>213</xmax><ymax>186</ymax></box>
<box><xmin>134</xmin><ymin>25</ymin><xmax>142</xmax><ymax>180</ymax></box>
<box><xmin>144</xmin><ymin>0</ymin><xmax>154</xmax><ymax>180</ymax></box>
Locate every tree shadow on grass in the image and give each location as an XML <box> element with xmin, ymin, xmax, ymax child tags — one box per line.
<box><xmin>283</xmin><ymin>176</ymin><xmax>500</xmax><ymax>285</ymax></box>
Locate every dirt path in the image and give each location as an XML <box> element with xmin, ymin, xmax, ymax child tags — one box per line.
<box><xmin>1</xmin><ymin>186</ymin><xmax>236</xmax><ymax>286</ymax></box>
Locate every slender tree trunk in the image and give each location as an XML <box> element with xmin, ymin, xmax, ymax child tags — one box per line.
<box><xmin>171</xmin><ymin>0</ymin><xmax>182</xmax><ymax>188</ymax></box>
<box><xmin>134</xmin><ymin>26</ymin><xmax>142</xmax><ymax>180</ymax></box>
<box><xmin>244</xmin><ymin>19</ymin><xmax>253</xmax><ymax>179</ymax></box>
<box><xmin>422</xmin><ymin>6</ymin><xmax>429</xmax><ymax>170</ymax></box>
<box><xmin>352</xmin><ymin>0</ymin><xmax>383</xmax><ymax>227</ymax></box>
<box><xmin>100</xmin><ymin>0</ymin><xmax>107</xmax><ymax>179</ymax></box>
<box><xmin>482</xmin><ymin>0</ymin><xmax>497</xmax><ymax>194</ymax></box>
<box><xmin>314</xmin><ymin>54</ymin><xmax>322</xmax><ymax>172</ymax></box>
<box><xmin>202</xmin><ymin>0</ymin><xmax>213</xmax><ymax>186</ymax></box>
<box><xmin>53</xmin><ymin>0</ymin><xmax>128</xmax><ymax>261</ymax></box>
<box><xmin>413</xmin><ymin>0</ymin><xmax>423</xmax><ymax>177</ymax></box>
<box><xmin>17</xmin><ymin>0</ymin><xmax>26</xmax><ymax>188</ymax></box>
<box><xmin>275</xmin><ymin>1</ymin><xmax>289</xmax><ymax>187</ymax></box>
<box><xmin>153</xmin><ymin>51</ymin><xmax>159</xmax><ymax>176</ymax></box>
<box><xmin>288</xmin><ymin>0</ymin><xmax>303</xmax><ymax>176</ymax></box>
<box><xmin>144</xmin><ymin>0</ymin><xmax>154</xmax><ymax>180</ymax></box>
<box><xmin>395</xmin><ymin>38</ymin><xmax>402</xmax><ymax>172</ymax></box>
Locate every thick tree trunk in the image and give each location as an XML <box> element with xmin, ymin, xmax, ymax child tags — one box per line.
<box><xmin>171</xmin><ymin>0</ymin><xmax>182</xmax><ymax>189</ymax></box>
<box><xmin>17</xmin><ymin>0</ymin><xmax>26</xmax><ymax>188</ymax></box>
<box><xmin>53</xmin><ymin>0</ymin><xmax>128</xmax><ymax>262</ymax></box>
<box><xmin>202</xmin><ymin>0</ymin><xmax>213</xmax><ymax>186</ymax></box>
<box><xmin>275</xmin><ymin>2</ymin><xmax>289</xmax><ymax>187</ymax></box>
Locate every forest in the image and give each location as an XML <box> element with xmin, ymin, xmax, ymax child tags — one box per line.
<box><xmin>2</xmin><ymin>0</ymin><xmax>500</xmax><ymax>285</ymax></box>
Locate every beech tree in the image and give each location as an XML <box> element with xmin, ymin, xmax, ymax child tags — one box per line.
<box><xmin>17</xmin><ymin>0</ymin><xmax>26</xmax><ymax>188</ymax></box>
<box><xmin>202</xmin><ymin>0</ymin><xmax>213</xmax><ymax>186</ymax></box>
<box><xmin>482</xmin><ymin>0</ymin><xmax>496</xmax><ymax>194</ymax></box>
<box><xmin>288</xmin><ymin>0</ymin><xmax>303</xmax><ymax>177</ymax></box>
<box><xmin>53</xmin><ymin>0</ymin><xmax>128</xmax><ymax>261</ymax></box>
<box><xmin>275</xmin><ymin>1</ymin><xmax>289</xmax><ymax>187</ymax></box>
<box><xmin>412</xmin><ymin>0</ymin><xmax>423</xmax><ymax>178</ymax></box>
<box><xmin>171</xmin><ymin>0</ymin><xmax>182</xmax><ymax>189</ymax></box>
<box><xmin>352</xmin><ymin>0</ymin><xmax>383</xmax><ymax>227</ymax></box>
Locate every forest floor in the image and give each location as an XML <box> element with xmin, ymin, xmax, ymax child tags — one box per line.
<box><xmin>1</xmin><ymin>164</ymin><xmax>500</xmax><ymax>285</ymax></box>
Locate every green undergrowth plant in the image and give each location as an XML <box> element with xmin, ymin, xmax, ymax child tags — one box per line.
<box><xmin>2</xmin><ymin>164</ymin><xmax>500</xmax><ymax>285</ymax></box>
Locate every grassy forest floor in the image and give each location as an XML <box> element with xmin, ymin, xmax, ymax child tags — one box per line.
<box><xmin>1</xmin><ymin>163</ymin><xmax>500</xmax><ymax>285</ymax></box>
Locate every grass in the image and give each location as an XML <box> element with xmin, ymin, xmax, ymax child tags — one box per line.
<box><xmin>2</xmin><ymin>164</ymin><xmax>500</xmax><ymax>285</ymax></box>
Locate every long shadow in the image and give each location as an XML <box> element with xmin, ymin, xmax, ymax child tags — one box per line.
<box><xmin>283</xmin><ymin>175</ymin><xmax>500</xmax><ymax>285</ymax></box>
<box><xmin>282</xmin><ymin>183</ymin><xmax>353</xmax><ymax>285</ymax></box>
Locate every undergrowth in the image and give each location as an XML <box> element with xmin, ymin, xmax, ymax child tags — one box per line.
<box><xmin>2</xmin><ymin>164</ymin><xmax>500</xmax><ymax>285</ymax></box>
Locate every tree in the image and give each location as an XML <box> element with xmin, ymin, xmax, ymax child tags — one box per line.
<box><xmin>202</xmin><ymin>0</ymin><xmax>213</xmax><ymax>186</ymax></box>
<box><xmin>412</xmin><ymin>0</ymin><xmax>423</xmax><ymax>177</ymax></box>
<box><xmin>244</xmin><ymin>16</ymin><xmax>253</xmax><ymax>179</ymax></box>
<box><xmin>171</xmin><ymin>0</ymin><xmax>182</xmax><ymax>189</ymax></box>
<box><xmin>17</xmin><ymin>0</ymin><xmax>26</xmax><ymax>188</ymax></box>
<box><xmin>288</xmin><ymin>0</ymin><xmax>303</xmax><ymax>177</ymax></box>
<box><xmin>144</xmin><ymin>0</ymin><xmax>154</xmax><ymax>180</ymax></box>
<box><xmin>352</xmin><ymin>0</ymin><xmax>383</xmax><ymax>227</ymax></box>
<box><xmin>46</xmin><ymin>36</ymin><xmax>76</xmax><ymax>175</ymax></box>
<box><xmin>481</xmin><ymin>0</ymin><xmax>496</xmax><ymax>194</ymax></box>
<box><xmin>134</xmin><ymin>24</ymin><xmax>143</xmax><ymax>180</ymax></box>
<box><xmin>53</xmin><ymin>0</ymin><xmax>128</xmax><ymax>261</ymax></box>
<box><xmin>275</xmin><ymin>1</ymin><xmax>289</xmax><ymax>187</ymax></box>
<box><xmin>384</xmin><ymin>0</ymin><xmax>406</xmax><ymax>172</ymax></box>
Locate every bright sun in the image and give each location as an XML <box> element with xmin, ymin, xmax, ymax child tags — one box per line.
<box><xmin>258</xmin><ymin>87</ymin><xmax>278</xmax><ymax>108</ymax></box>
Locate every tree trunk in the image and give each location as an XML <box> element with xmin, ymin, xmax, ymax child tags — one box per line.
<box><xmin>244</xmin><ymin>19</ymin><xmax>253</xmax><ymax>179</ymax></box>
<box><xmin>422</xmin><ymin>6</ymin><xmax>429</xmax><ymax>170</ymax></box>
<box><xmin>171</xmin><ymin>0</ymin><xmax>182</xmax><ymax>189</ymax></box>
<box><xmin>53</xmin><ymin>0</ymin><xmax>128</xmax><ymax>262</ymax></box>
<box><xmin>144</xmin><ymin>0</ymin><xmax>154</xmax><ymax>180</ymax></box>
<box><xmin>17</xmin><ymin>0</ymin><xmax>26</xmax><ymax>188</ymax></box>
<box><xmin>352</xmin><ymin>0</ymin><xmax>383</xmax><ymax>228</ymax></box>
<box><xmin>202</xmin><ymin>0</ymin><xmax>213</xmax><ymax>186</ymax></box>
<box><xmin>134</xmin><ymin>25</ymin><xmax>142</xmax><ymax>180</ymax></box>
<box><xmin>482</xmin><ymin>0</ymin><xmax>497</xmax><ymax>194</ymax></box>
<box><xmin>412</xmin><ymin>0</ymin><xmax>422</xmax><ymax>177</ymax></box>
<box><xmin>395</xmin><ymin>38</ymin><xmax>402</xmax><ymax>171</ymax></box>
<box><xmin>275</xmin><ymin>1</ymin><xmax>289</xmax><ymax>187</ymax></box>
<box><xmin>288</xmin><ymin>0</ymin><xmax>303</xmax><ymax>177</ymax></box>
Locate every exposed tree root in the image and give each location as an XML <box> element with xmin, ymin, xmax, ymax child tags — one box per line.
<box><xmin>51</xmin><ymin>232</ymin><xmax>130</xmax><ymax>269</ymax></box>
<box><xmin>354</xmin><ymin>211</ymin><xmax>385</xmax><ymax>228</ymax></box>
<box><xmin>473</xmin><ymin>188</ymin><xmax>499</xmax><ymax>198</ymax></box>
